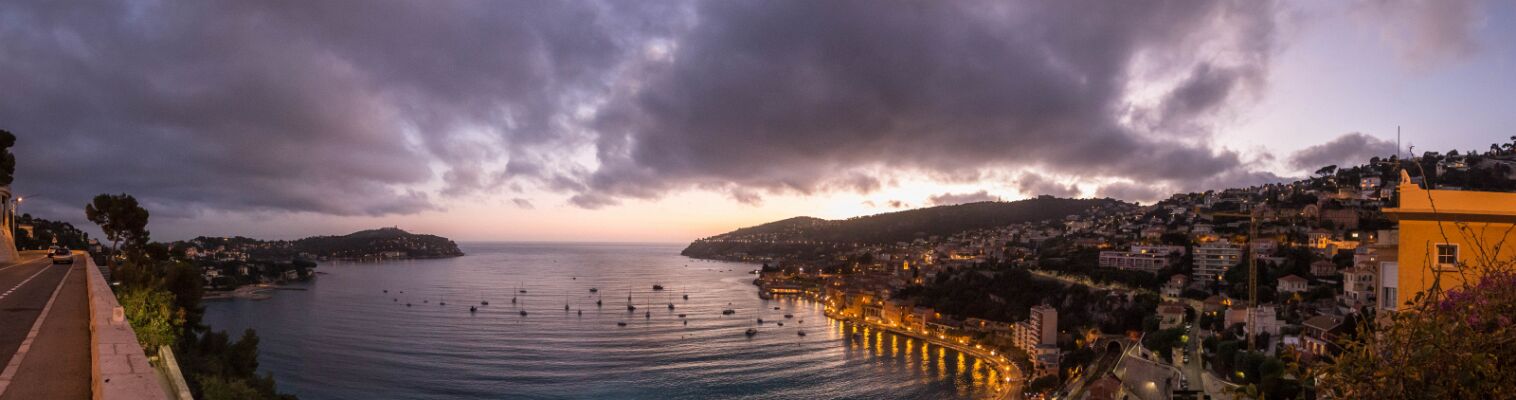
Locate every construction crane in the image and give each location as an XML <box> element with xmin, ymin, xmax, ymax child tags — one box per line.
<box><xmin>1206</xmin><ymin>208</ymin><xmax>1262</xmax><ymax>353</ymax></box>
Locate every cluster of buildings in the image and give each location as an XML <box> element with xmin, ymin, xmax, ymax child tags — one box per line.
<box><xmin>741</xmin><ymin>158</ymin><xmax>1516</xmax><ymax>395</ymax></box>
<box><xmin>813</xmin><ymin>276</ymin><xmax>1065</xmax><ymax>378</ymax></box>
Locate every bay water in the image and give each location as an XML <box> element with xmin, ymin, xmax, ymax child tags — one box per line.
<box><xmin>203</xmin><ymin>242</ymin><xmax>1008</xmax><ymax>399</ymax></box>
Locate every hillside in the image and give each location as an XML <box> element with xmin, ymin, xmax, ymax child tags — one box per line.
<box><xmin>683</xmin><ymin>196</ymin><xmax>1126</xmax><ymax>260</ymax></box>
<box><xmin>14</xmin><ymin>214</ymin><xmax>91</xmax><ymax>251</ymax></box>
<box><xmin>293</xmin><ymin>227</ymin><xmax>465</xmax><ymax>259</ymax></box>
<box><xmin>181</xmin><ymin>227</ymin><xmax>464</xmax><ymax>261</ymax></box>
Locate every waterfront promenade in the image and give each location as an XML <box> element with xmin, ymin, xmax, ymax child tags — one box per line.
<box><xmin>819</xmin><ymin>305</ymin><xmax>1024</xmax><ymax>400</ymax></box>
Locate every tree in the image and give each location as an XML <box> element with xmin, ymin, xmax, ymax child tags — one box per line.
<box><xmin>1024</xmin><ymin>375</ymin><xmax>1060</xmax><ymax>397</ymax></box>
<box><xmin>0</xmin><ymin>129</ymin><xmax>14</xmax><ymax>186</ymax></box>
<box><xmin>85</xmin><ymin>193</ymin><xmax>150</xmax><ymax>269</ymax></box>
<box><xmin>1314</xmin><ymin>165</ymin><xmax>1337</xmax><ymax>179</ymax></box>
<box><xmin>119</xmin><ymin>287</ymin><xmax>184</xmax><ymax>352</ymax></box>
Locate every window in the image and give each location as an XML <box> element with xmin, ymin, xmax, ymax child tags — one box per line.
<box><xmin>1436</xmin><ymin>244</ymin><xmax>1459</xmax><ymax>268</ymax></box>
<box><xmin>1382</xmin><ymin>287</ymin><xmax>1397</xmax><ymax>310</ymax></box>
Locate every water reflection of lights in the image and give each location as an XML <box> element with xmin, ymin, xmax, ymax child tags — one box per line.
<box><xmin>936</xmin><ymin>346</ymin><xmax>946</xmax><ymax>378</ymax></box>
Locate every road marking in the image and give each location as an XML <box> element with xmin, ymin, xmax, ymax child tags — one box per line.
<box><xmin>0</xmin><ymin>263</ymin><xmax>74</xmax><ymax>395</ymax></box>
<box><xmin>0</xmin><ymin>264</ymin><xmax>52</xmax><ymax>301</ymax></box>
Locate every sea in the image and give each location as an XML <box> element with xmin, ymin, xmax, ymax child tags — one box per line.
<box><xmin>202</xmin><ymin>242</ymin><xmax>1011</xmax><ymax>399</ymax></box>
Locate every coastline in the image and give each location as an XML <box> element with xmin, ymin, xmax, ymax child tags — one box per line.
<box><xmin>801</xmin><ymin>294</ymin><xmax>1025</xmax><ymax>400</ymax></box>
<box><xmin>821</xmin><ymin>308</ymin><xmax>1024</xmax><ymax>400</ymax></box>
<box><xmin>695</xmin><ymin>253</ymin><xmax>1026</xmax><ymax>399</ymax></box>
<box><xmin>202</xmin><ymin>283</ymin><xmax>305</xmax><ymax>300</ymax></box>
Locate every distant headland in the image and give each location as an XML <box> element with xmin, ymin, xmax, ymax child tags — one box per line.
<box><xmin>174</xmin><ymin>227</ymin><xmax>465</xmax><ymax>262</ymax></box>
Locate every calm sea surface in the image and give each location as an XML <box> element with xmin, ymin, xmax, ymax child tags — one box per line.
<box><xmin>203</xmin><ymin>242</ymin><xmax>1009</xmax><ymax>399</ymax></box>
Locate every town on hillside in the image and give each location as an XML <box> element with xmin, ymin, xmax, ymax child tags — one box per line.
<box><xmin>8</xmin><ymin>223</ymin><xmax>466</xmax><ymax>295</ymax></box>
<box><xmin>691</xmin><ymin>141</ymin><xmax>1516</xmax><ymax>399</ymax></box>
<box><xmin>170</xmin><ymin>227</ymin><xmax>464</xmax><ymax>292</ymax></box>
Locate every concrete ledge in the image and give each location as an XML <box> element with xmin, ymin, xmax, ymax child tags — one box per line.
<box><xmin>85</xmin><ymin>256</ymin><xmax>172</xmax><ymax>400</ymax></box>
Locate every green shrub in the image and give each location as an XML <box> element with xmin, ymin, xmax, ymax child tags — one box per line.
<box><xmin>119</xmin><ymin>287</ymin><xmax>184</xmax><ymax>351</ymax></box>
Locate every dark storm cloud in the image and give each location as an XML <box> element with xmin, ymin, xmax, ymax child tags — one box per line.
<box><xmin>1</xmin><ymin>0</ymin><xmax>1292</xmax><ymax>219</ymax></box>
<box><xmin>1015</xmin><ymin>174</ymin><xmax>1081</xmax><ymax>198</ymax></box>
<box><xmin>0</xmin><ymin>0</ymin><xmax>626</xmax><ymax>218</ymax></box>
<box><xmin>1289</xmin><ymin>132</ymin><xmax>1399</xmax><ymax>170</ymax></box>
<box><xmin>582</xmin><ymin>0</ymin><xmax>1281</xmax><ymax>204</ymax></box>
<box><xmin>927</xmin><ymin>191</ymin><xmax>1001</xmax><ymax>206</ymax></box>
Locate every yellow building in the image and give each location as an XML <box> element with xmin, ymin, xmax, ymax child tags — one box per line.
<box><xmin>1383</xmin><ymin>170</ymin><xmax>1516</xmax><ymax>311</ymax></box>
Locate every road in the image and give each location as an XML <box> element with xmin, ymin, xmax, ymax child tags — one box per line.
<box><xmin>1182</xmin><ymin>321</ymin><xmax>1203</xmax><ymax>391</ymax></box>
<box><xmin>0</xmin><ymin>253</ymin><xmax>91</xmax><ymax>399</ymax></box>
<box><xmin>1060</xmin><ymin>340</ymin><xmax>1124</xmax><ymax>400</ymax></box>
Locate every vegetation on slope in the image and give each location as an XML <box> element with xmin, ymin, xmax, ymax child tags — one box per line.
<box><xmin>684</xmin><ymin>196</ymin><xmax>1124</xmax><ymax>259</ymax></box>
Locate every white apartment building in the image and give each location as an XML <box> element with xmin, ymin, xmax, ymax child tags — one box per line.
<box><xmin>1015</xmin><ymin>305</ymin><xmax>1060</xmax><ymax>377</ymax></box>
<box><xmin>1098</xmin><ymin>251</ymin><xmax>1171</xmax><ymax>273</ymax></box>
<box><xmin>1194</xmin><ymin>241</ymin><xmax>1242</xmax><ymax>282</ymax></box>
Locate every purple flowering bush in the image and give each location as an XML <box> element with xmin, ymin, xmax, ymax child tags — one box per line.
<box><xmin>1321</xmin><ymin>271</ymin><xmax>1516</xmax><ymax>398</ymax></box>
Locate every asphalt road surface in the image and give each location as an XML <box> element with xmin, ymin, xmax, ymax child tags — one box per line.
<box><xmin>0</xmin><ymin>254</ymin><xmax>91</xmax><ymax>399</ymax></box>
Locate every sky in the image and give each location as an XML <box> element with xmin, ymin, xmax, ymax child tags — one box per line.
<box><xmin>1</xmin><ymin>0</ymin><xmax>1513</xmax><ymax>243</ymax></box>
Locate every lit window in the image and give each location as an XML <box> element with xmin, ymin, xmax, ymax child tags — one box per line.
<box><xmin>1436</xmin><ymin>244</ymin><xmax>1459</xmax><ymax>268</ymax></box>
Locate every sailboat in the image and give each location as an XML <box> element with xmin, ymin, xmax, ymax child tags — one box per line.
<box><xmin>626</xmin><ymin>292</ymin><xmax>637</xmax><ymax>312</ymax></box>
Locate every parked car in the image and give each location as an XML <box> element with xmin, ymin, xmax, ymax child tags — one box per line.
<box><xmin>50</xmin><ymin>247</ymin><xmax>73</xmax><ymax>264</ymax></box>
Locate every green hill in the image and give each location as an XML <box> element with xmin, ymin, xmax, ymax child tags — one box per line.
<box><xmin>292</xmin><ymin>227</ymin><xmax>464</xmax><ymax>259</ymax></box>
<box><xmin>683</xmin><ymin>196</ymin><xmax>1124</xmax><ymax>259</ymax></box>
